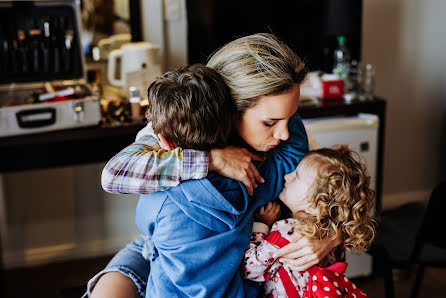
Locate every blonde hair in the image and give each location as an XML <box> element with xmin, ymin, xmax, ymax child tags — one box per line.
<box><xmin>294</xmin><ymin>146</ymin><xmax>376</xmax><ymax>253</ymax></box>
<box><xmin>206</xmin><ymin>33</ymin><xmax>308</xmax><ymax>116</ymax></box>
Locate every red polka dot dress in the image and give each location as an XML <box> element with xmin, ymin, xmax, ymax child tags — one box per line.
<box><xmin>241</xmin><ymin>219</ymin><xmax>369</xmax><ymax>298</ymax></box>
<box><xmin>303</xmin><ymin>262</ymin><xmax>369</xmax><ymax>298</ymax></box>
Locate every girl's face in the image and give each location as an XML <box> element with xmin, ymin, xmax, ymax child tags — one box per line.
<box><xmin>279</xmin><ymin>158</ymin><xmax>318</xmax><ymax>215</ymax></box>
<box><xmin>236</xmin><ymin>84</ymin><xmax>300</xmax><ymax>152</ymax></box>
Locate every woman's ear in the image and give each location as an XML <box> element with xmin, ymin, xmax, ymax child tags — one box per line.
<box><xmin>157</xmin><ymin>133</ymin><xmax>175</xmax><ymax>150</ymax></box>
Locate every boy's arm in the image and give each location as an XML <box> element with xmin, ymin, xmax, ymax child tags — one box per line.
<box><xmin>102</xmin><ymin>123</ymin><xmax>265</xmax><ymax>195</ymax></box>
<box><xmin>101</xmin><ymin>124</ymin><xmax>208</xmax><ymax>194</ymax></box>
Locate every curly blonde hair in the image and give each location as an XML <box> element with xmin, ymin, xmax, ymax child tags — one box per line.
<box><xmin>294</xmin><ymin>145</ymin><xmax>376</xmax><ymax>253</ymax></box>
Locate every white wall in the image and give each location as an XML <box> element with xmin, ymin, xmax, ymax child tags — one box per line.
<box><xmin>362</xmin><ymin>0</ymin><xmax>446</xmax><ymax>209</ymax></box>
<box><xmin>140</xmin><ymin>0</ymin><xmax>188</xmax><ymax>72</ymax></box>
<box><xmin>143</xmin><ymin>0</ymin><xmax>446</xmax><ymax>209</ymax></box>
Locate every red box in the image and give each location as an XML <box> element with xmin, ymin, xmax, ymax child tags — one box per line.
<box><xmin>322</xmin><ymin>79</ymin><xmax>344</xmax><ymax>99</ymax></box>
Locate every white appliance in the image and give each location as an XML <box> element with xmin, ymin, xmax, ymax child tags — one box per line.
<box><xmin>107</xmin><ymin>42</ymin><xmax>160</xmax><ymax>87</ymax></box>
<box><xmin>303</xmin><ymin>113</ymin><xmax>379</xmax><ymax>278</ymax></box>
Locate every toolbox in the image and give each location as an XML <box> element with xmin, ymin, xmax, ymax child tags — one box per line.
<box><xmin>0</xmin><ymin>0</ymin><xmax>101</xmax><ymax>138</ymax></box>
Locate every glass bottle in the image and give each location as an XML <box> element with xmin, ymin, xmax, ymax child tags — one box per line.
<box><xmin>332</xmin><ymin>36</ymin><xmax>351</xmax><ymax>80</ymax></box>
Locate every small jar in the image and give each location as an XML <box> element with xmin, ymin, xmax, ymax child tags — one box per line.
<box><xmin>128</xmin><ymin>86</ymin><xmax>143</xmax><ymax>123</ymax></box>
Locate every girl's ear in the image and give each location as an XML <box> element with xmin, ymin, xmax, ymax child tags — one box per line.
<box><xmin>157</xmin><ymin>133</ymin><xmax>175</xmax><ymax>150</ymax></box>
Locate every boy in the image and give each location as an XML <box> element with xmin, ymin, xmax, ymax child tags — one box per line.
<box><xmin>145</xmin><ymin>64</ymin><xmax>234</xmax><ymax>151</ymax></box>
<box><xmin>101</xmin><ymin>64</ymin><xmax>234</xmax><ymax>195</ymax></box>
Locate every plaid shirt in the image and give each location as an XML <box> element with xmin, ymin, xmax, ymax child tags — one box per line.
<box><xmin>101</xmin><ymin>123</ymin><xmax>209</xmax><ymax>194</ymax></box>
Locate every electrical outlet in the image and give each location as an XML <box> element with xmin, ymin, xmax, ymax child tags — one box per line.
<box><xmin>164</xmin><ymin>0</ymin><xmax>181</xmax><ymax>21</ymax></box>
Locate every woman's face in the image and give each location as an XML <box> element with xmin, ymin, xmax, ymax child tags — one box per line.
<box><xmin>236</xmin><ymin>84</ymin><xmax>300</xmax><ymax>152</ymax></box>
<box><xmin>279</xmin><ymin>158</ymin><xmax>317</xmax><ymax>215</ymax></box>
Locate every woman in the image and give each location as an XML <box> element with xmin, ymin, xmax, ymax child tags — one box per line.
<box><xmin>88</xmin><ymin>33</ymin><xmax>340</xmax><ymax>297</ymax></box>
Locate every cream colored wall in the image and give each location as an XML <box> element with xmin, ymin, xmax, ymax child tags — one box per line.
<box><xmin>362</xmin><ymin>0</ymin><xmax>446</xmax><ymax>209</ymax></box>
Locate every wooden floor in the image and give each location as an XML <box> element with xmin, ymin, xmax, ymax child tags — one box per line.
<box><xmin>1</xmin><ymin>256</ymin><xmax>445</xmax><ymax>297</ymax></box>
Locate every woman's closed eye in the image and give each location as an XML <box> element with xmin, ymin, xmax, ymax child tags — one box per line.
<box><xmin>263</xmin><ymin>121</ymin><xmax>276</xmax><ymax>127</ymax></box>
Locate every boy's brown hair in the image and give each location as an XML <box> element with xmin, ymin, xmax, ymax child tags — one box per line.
<box><xmin>295</xmin><ymin>146</ymin><xmax>376</xmax><ymax>253</ymax></box>
<box><xmin>146</xmin><ymin>64</ymin><xmax>234</xmax><ymax>151</ymax></box>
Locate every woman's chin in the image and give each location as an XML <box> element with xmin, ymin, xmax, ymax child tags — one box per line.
<box><xmin>248</xmin><ymin>145</ymin><xmax>267</xmax><ymax>153</ymax></box>
<box><xmin>278</xmin><ymin>193</ymin><xmax>287</xmax><ymax>205</ymax></box>
<box><xmin>255</xmin><ymin>145</ymin><xmax>275</xmax><ymax>152</ymax></box>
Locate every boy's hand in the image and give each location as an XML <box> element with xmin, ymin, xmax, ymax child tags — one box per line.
<box><xmin>209</xmin><ymin>146</ymin><xmax>265</xmax><ymax>196</ymax></box>
<box><xmin>255</xmin><ymin>201</ymin><xmax>281</xmax><ymax>228</ymax></box>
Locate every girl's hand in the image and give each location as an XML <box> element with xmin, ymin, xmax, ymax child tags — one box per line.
<box><xmin>255</xmin><ymin>201</ymin><xmax>281</xmax><ymax>228</ymax></box>
<box><xmin>209</xmin><ymin>146</ymin><xmax>265</xmax><ymax>195</ymax></box>
<box><xmin>272</xmin><ymin>233</ymin><xmax>342</xmax><ymax>272</ymax></box>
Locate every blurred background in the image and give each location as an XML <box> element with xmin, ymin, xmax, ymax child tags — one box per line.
<box><xmin>0</xmin><ymin>0</ymin><xmax>445</xmax><ymax>297</ymax></box>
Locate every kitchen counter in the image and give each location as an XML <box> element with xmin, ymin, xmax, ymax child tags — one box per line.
<box><xmin>0</xmin><ymin>98</ymin><xmax>386</xmax><ymax>210</ymax></box>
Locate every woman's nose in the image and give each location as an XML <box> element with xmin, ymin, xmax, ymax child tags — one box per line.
<box><xmin>273</xmin><ymin>124</ymin><xmax>289</xmax><ymax>141</ymax></box>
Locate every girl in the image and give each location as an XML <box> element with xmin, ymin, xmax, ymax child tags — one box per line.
<box><xmin>242</xmin><ymin>146</ymin><xmax>376</xmax><ymax>297</ymax></box>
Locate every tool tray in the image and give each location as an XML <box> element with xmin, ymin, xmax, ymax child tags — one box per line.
<box><xmin>0</xmin><ymin>0</ymin><xmax>101</xmax><ymax>138</ymax></box>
